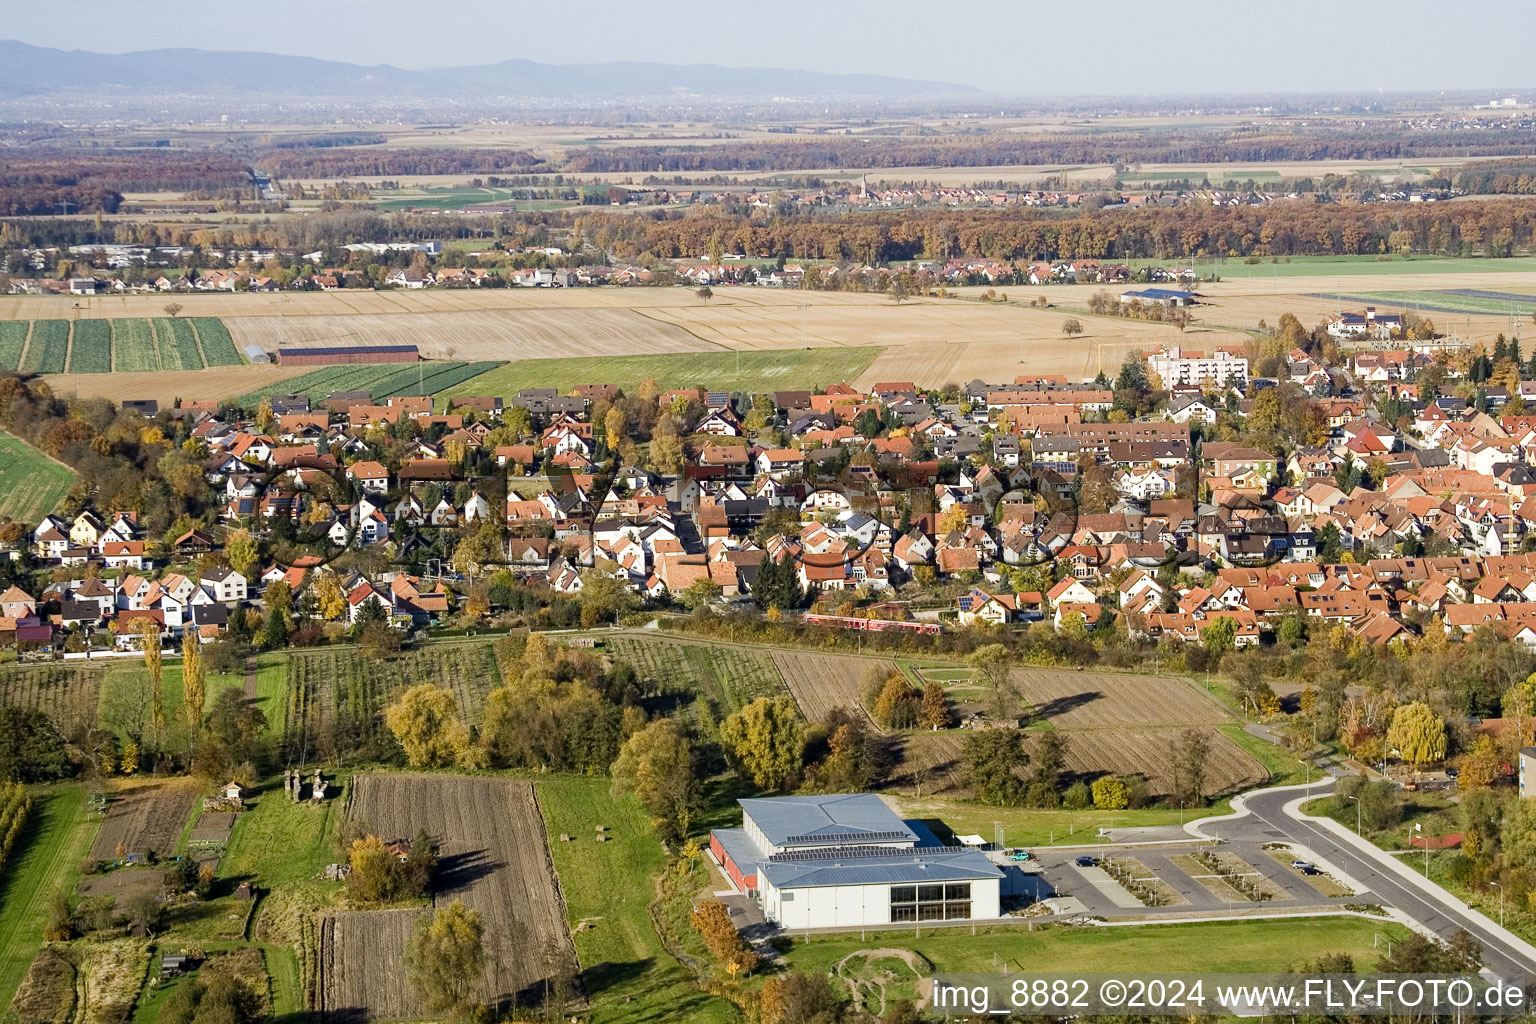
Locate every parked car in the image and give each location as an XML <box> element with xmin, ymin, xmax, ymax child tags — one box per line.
<box><xmin>1291</xmin><ymin>859</ymin><xmax>1317</xmax><ymax>873</ymax></box>
<box><xmin>1075</xmin><ymin>855</ymin><xmax>1098</xmax><ymax>868</ymax></box>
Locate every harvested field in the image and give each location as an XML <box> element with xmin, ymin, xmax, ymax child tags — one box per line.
<box><xmin>225</xmin><ymin>307</ymin><xmax>712</xmax><ymax>363</ymax></box>
<box><xmin>9</xmin><ymin>946</ymin><xmax>76</xmax><ymax>1024</ymax></box>
<box><xmin>770</xmin><ymin>649</ymin><xmax>894</xmax><ymax>728</ymax></box>
<box><xmin>41</xmin><ymin>364</ymin><xmax>312</xmax><ymax>406</ymax></box>
<box><xmin>1061</xmin><ymin>729</ymin><xmax>1265</xmax><ymax>797</ymax></box>
<box><xmin>1009</xmin><ymin>667</ymin><xmax>1227</xmax><ymax>730</ymax></box>
<box><xmin>89</xmin><ymin>778</ymin><xmax>201</xmax><ymax>861</ymax></box>
<box><xmin>0</xmin><ymin>664</ymin><xmax>100</xmax><ymax>738</ymax></box>
<box><xmin>325</xmin><ymin>775</ymin><xmax>580</xmax><ymax>1019</ymax></box>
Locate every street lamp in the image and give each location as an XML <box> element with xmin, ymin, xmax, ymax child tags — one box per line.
<box><xmin>1491</xmin><ymin>881</ymin><xmax>1505</xmax><ymax>929</ymax></box>
<box><xmin>1343</xmin><ymin>793</ymin><xmax>1362</xmax><ymax>834</ymax></box>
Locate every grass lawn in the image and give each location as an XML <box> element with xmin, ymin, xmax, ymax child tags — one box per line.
<box><xmin>1219</xmin><ymin>724</ymin><xmax>1309</xmax><ymax>788</ymax></box>
<box><xmin>890</xmin><ymin>795</ymin><xmax>1230</xmax><ymax>849</ymax></box>
<box><xmin>536</xmin><ymin>776</ymin><xmax>736</xmax><ymax>1024</ymax></box>
<box><xmin>437</xmin><ymin>348</ymin><xmax>884</xmax><ymax>409</ymax></box>
<box><xmin>0</xmin><ymin>430</ymin><xmax>76</xmax><ymax>523</ymax></box>
<box><xmin>780</xmin><ymin>917</ymin><xmax>1412</xmax><ymax>977</ymax></box>
<box><xmin>249</xmin><ymin>656</ymin><xmax>288</xmax><ymax>741</ymax></box>
<box><xmin>218</xmin><ymin>778</ymin><xmax>344</xmax><ymax>888</ymax></box>
<box><xmin>0</xmin><ymin>784</ymin><xmax>99</xmax><ymax>1008</ymax></box>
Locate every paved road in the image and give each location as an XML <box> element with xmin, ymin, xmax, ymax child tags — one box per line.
<box><xmin>1195</xmin><ymin>781</ymin><xmax>1535</xmax><ymax>981</ymax></box>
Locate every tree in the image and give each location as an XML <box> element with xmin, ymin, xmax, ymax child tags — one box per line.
<box><xmin>347</xmin><ymin>835</ymin><xmax>405</xmax><ymax>903</ymax></box>
<box><xmin>968</xmin><ymin>644</ymin><xmax>1020</xmax><ymax>723</ymax></box>
<box><xmin>611</xmin><ymin>718</ymin><xmax>698</xmax><ymax>846</ymax></box>
<box><xmin>918</xmin><ymin>681</ymin><xmax>951</xmax><ymax>730</ymax></box>
<box><xmin>1456</xmin><ymin>735</ymin><xmax>1502</xmax><ymax>790</ymax></box>
<box><xmin>0</xmin><ymin>707</ymin><xmax>69</xmax><ymax>782</ymax></box>
<box><xmin>889</xmin><ymin>275</ymin><xmax>909</xmax><ymax>304</ymax></box>
<box><xmin>203</xmin><ymin>687</ymin><xmax>266</xmax><ymax>761</ymax></box>
<box><xmin>1027</xmin><ymin>731</ymin><xmax>1068</xmax><ymax>807</ymax></box>
<box><xmin>691</xmin><ymin>898</ymin><xmax>760</xmax><ymax>976</ymax></box>
<box><xmin>1200</xmin><ymin>616</ymin><xmax>1237</xmax><ymax>655</ymax></box>
<box><xmin>681</xmin><ymin>577</ymin><xmax>722</xmax><ymax>612</ymax></box>
<box><xmin>752</xmin><ymin>552</ymin><xmax>803</xmax><ymax>612</ymax></box>
<box><xmin>181</xmin><ymin>632</ymin><xmax>205</xmax><ymax>747</ymax></box>
<box><xmin>313</xmin><ymin>573</ymin><xmax>347</xmax><ymax>621</ymax></box>
<box><xmin>1091</xmin><ymin>776</ymin><xmax>1129</xmax><ymax>810</ymax></box>
<box><xmin>761</xmin><ymin>972</ymin><xmax>845</xmax><ymax>1024</ymax></box>
<box><xmin>872</xmin><ymin>674</ymin><xmax>919</xmax><ymax>729</ymax></box>
<box><xmin>162</xmin><ymin>302</ymin><xmax>183</xmax><ymax>318</ymax></box>
<box><xmin>720</xmin><ymin>696</ymin><xmax>804</xmax><ymax>790</ymax></box>
<box><xmin>696</xmin><ymin>286</ymin><xmax>713</xmax><ymax>302</ymax></box>
<box><xmin>134</xmin><ymin>617</ymin><xmax>164</xmax><ymax>745</ymax></box>
<box><xmin>1170</xmin><ymin>728</ymin><xmax>1211</xmax><ymax>805</ymax></box>
<box><xmin>1385</xmin><ymin>701</ymin><xmax>1447</xmax><ymax>768</ymax></box>
<box><xmin>254</xmin><ymin>400</ymin><xmax>276</xmax><ymax>437</ymax></box>
<box><xmin>405</xmin><ymin>899</ymin><xmax>486</xmax><ymax>1017</ymax></box>
<box><xmin>384</xmin><ymin>684</ymin><xmax>471</xmax><ymax>768</ymax></box>
<box><xmin>225</xmin><ymin>529</ymin><xmax>258</xmax><ymax>579</ymax></box>
<box><xmin>1061</xmin><ymin>317</ymin><xmax>1084</xmax><ymax>337</ymax></box>
<box><xmin>962</xmin><ymin>729</ymin><xmax>1027</xmax><ymax>806</ymax></box>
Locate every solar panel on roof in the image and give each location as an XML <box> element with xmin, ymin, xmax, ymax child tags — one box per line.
<box><xmin>768</xmin><ymin>845</ymin><xmax>974</xmax><ymax>863</ymax></box>
<box><xmin>781</xmin><ymin>829</ymin><xmax>914</xmax><ymax>846</ymax></box>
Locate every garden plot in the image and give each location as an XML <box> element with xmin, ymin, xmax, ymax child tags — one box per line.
<box><xmin>770</xmin><ymin>648</ymin><xmax>896</xmax><ymax>728</ymax></box>
<box><xmin>89</xmin><ymin>778</ymin><xmax>201</xmax><ymax>861</ymax></box>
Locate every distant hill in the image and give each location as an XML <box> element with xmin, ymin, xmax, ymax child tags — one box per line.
<box><xmin>0</xmin><ymin>41</ymin><xmax>979</xmax><ymax>100</ymax></box>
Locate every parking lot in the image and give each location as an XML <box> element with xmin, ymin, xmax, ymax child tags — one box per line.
<box><xmin>1013</xmin><ymin>841</ymin><xmax>1367</xmax><ymax>919</ymax></box>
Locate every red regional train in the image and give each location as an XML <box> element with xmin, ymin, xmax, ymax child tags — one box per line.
<box><xmin>799</xmin><ymin>614</ymin><xmax>942</xmax><ymax>635</ymax></box>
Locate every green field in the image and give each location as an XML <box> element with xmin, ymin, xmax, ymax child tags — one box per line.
<box><xmin>233</xmin><ymin>359</ymin><xmax>501</xmax><ymax>407</ymax></box>
<box><xmin>780</xmin><ymin>917</ymin><xmax>1412</xmax><ymax>978</ymax></box>
<box><xmin>190</xmin><ymin>318</ymin><xmax>242</xmax><ymax>366</ymax></box>
<box><xmin>1313</xmin><ymin>289</ymin><xmax>1536</xmax><ymax>316</ymax></box>
<box><xmin>153</xmin><ymin>318</ymin><xmax>205</xmax><ymax>371</ymax></box>
<box><xmin>0</xmin><ymin>785</ymin><xmax>98</xmax><ymax>1008</ymax></box>
<box><xmin>437</xmin><ymin>348</ymin><xmax>885</xmax><ymax>408</ymax></box>
<box><xmin>371</xmin><ymin>187</ymin><xmax>574</xmax><ymax>213</ymax></box>
<box><xmin>0</xmin><ymin>431</ymin><xmax>76</xmax><ymax>522</ymax></box>
<box><xmin>0</xmin><ymin>323</ymin><xmax>28</xmax><ymax>371</ymax></box>
<box><xmin>111</xmin><ymin>319</ymin><xmax>159</xmax><ymax>372</ymax></box>
<box><xmin>19</xmin><ymin>320</ymin><xmax>68</xmax><ymax>374</ymax></box>
<box><xmin>66</xmin><ymin>319</ymin><xmax>112</xmax><ymax>373</ymax></box>
<box><xmin>1120</xmin><ymin>254</ymin><xmax>1536</xmax><ymax>280</ymax></box>
<box><xmin>538</xmin><ymin>776</ymin><xmax>735</xmax><ymax>1024</ymax></box>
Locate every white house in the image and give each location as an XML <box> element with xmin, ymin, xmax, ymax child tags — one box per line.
<box><xmin>709</xmin><ymin>794</ymin><xmax>1002</xmax><ymax>930</ymax></box>
<box><xmin>202</xmin><ymin>566</ymin><xmax>248</xmax><ymax>605</ymax></box>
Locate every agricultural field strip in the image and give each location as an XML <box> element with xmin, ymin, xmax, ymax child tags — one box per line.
<box><xmin>0</xmin><ymin>322</ymin><xmax>26</xmax><ymax>371</ymax></box>
<box><xmin>604</xmin><ymin>635</ymin><xmax>786</xmax><ymax>716</ymax></box>
<box><xmin>232</xmin><ymin>360</ymin><xmax>497</xmax><ymax>407</ymax></box>
<box><xmin>768</xmin><ymin>648</ymin><xmax>892</xmax><ymax>730</ymax></box>
<box><xmin>66</xmin><ymin>319</ymin><xmax>112</xmax><ymax>374</ymax></box>
<box><xmin>1306</xmin><ymin>290</ymin><xmax>1536</xmax><ymax>316</ymax></box>
<box><xmin>154</xmin><ymin>318</ymin><xmax>206</xmax><ymax>371</ymax></box>
<box><xmin>109</xmin><ymin>319</ymin><xmax>159</xmax><ymax>372</ymax></box>
<box><xmin>19</xmin><ymin>321</ymin><xmax>68</xmax><ymax>374</ymax></box>
<box><xmin>282</xmin><ymin>644</ymin><xmax>500</xmax><ymax>764</ymax></box>
<box><xmin>88</xmin><ymin>779</ymin><xmax>201</xmax><ymax>861</ymax></box>
<box><xmin>328</xmin><ymin>775</ymin><xmax>580</xmax><ymax>1017</ymax></box>
<box><xmin>0</xmin><ymin>664</ymin><xmax>102</xmax><ymax>738</ymax></box>
<box><xmin>189</xmin><ymin>318</ymin><xmax>243</xmax><ymax>366</ymax></box>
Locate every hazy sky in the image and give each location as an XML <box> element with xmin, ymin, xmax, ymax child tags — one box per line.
<box><xmin>5</xmin><ymin>0</ymin><xmax>1531</xmax><ymax>96</ymax></box>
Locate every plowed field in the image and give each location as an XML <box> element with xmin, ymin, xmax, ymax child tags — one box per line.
<box><xmin>89</xmin><ymin>778</ymin><xmax>201</xmax><ymax>860</ymax></box>
<box><xmin>321</xmin><ymin>775</ymin><xmax>580</xmax><ymax>1019</ymax></box>
<box><xmin>769</xmin><ymin>649</ymin><xmax>895</xmax><ymax>729</ymax></box>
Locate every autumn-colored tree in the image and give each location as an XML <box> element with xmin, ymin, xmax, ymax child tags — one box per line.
<box><xmin>313</xmin><ymin>572</ymin><xmax>347</xmax><ymax>621</ymax></box>
<box><xmin>919</xmin><ymin>680</ymin><xmax>951</xmax><ymax>730</ymax></box>
<box><xmin>1091</xmin><ymin>776</ymin><xmax>1129</xmax><ymax>810</ymax></box>
<box><xmin>1062</xmin><ymin>317</ymin><xmax>1083</xmax><ymax>336</ymax></box>
<box><xmin>1456</xmin><ymin>735</ymin><xmax>1502</xmax><ymax>790</ymax></box>
<box><xmin>405</xmin><ymin>899</ymin><xmax>486</xmax><ymax>1017</ymax></box>
<box><xmin>611</xmin><ymin>717</ymin><xmax>697</xmax><ymax>846</ymax></box>
<box><xmin>225</xmin><ymin>529</ymin><xmax>258</xmax><ymax>579</ymax></box>
<box><xmin>969</xmin><ymin>644</ymin><xmax>1019</xmax><ymax>723</ymax></box>
<box><xmin>255</xmin><ymin>400</ymin><xmax>276</xmax><ymax>437</ymax></box>
<box><xmin>604</xmin><ymin>406</ymin><xmax>626</xmax><ymax>449</ymax></box>
<box><xmin>181</xmin><ymin>631</ymin><xmax>205</xmax><ymax>746</ymax></box>
<box><xmin>690</xmin><ymin>898</ymin><xmax>759</xmax><ymax>976</ymax></box>
<box><xmin>384</xmin><ymin>684</ymin><xmax>471</xmax><ymax>768</ymax></box>
<box><xmin>872</xmin><ymin>674</ymin><xmax>919</xmax><ymax>729</ymax></box>
<box><xmin>719</xmin><ymin>696</ymin><xmax>804</xmax><ymax>790</ymax></box>
<box><xmin>1385</xmin><ymin>701</ymin><xmax>1446</xmax><ymax>768</ymax></box>
<box><xmin>134</xmin><ymin>617</ymin><xmax>164</xmax><ymax>744</ymax></box>
<box><xmin>348</xmin><ymin>835</ymin><xmax>404</xmax><ymax>903</ymax></box>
